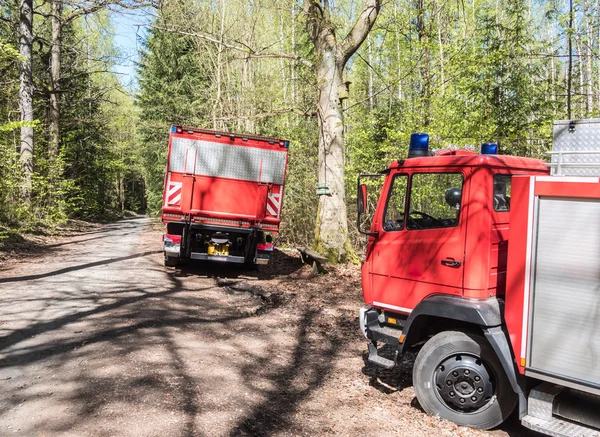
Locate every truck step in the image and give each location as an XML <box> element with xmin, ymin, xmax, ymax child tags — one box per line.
<box><xmin>367</xmin><ymin>342</ymin><xmax>395</xmax><ymax>370</ymax></box>
<box><xmin>521</xmin><ymin>414</ymin><xmax>600</xmax><ymax>437</ymax></box>
<box><xmin>521</xmin><ymin>382</ymin><xmax>600</xmax><ymax>437</ymax></box>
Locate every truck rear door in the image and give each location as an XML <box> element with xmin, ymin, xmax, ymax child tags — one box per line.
<box><xmin>162</xmin><ymin>127</ymin><xmax>289</xmax><ymax>232</ymax></box>
<box><xmin>369</xmin><ymin>169</ymin><xmax>467</xmax><ymax>313</ymax></box>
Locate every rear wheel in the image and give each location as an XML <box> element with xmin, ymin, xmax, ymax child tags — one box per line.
<box><xmin>413</xmin><ymin>330</ymin><xmax>516</xmax><ymax>430</ymax></box>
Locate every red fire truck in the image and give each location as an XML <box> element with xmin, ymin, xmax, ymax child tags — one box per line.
<box><xmin>357</xmin><ymin>119</ymin><xmax>600</xmax><ymax>435</ymax></box>
<box><xmin>161</xmin><ymin>125</ymin><xmax>289</xmax><ymax>267</ymax></box>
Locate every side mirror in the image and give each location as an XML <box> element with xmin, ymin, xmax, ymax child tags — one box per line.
<box><xmin>357</xmin><ymin>173</ymin><xmax>384</xmax><ymax>237</ymax></box>
<box><xmin>358</xmin><ymin>184</ymin><xmax>368</xmax><ymax>214</ymax></box>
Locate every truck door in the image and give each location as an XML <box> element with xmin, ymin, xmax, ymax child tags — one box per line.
<box><xmin>370</xmin><ymin>171</ymin><xmax>467</xmax><ymax>313</ymax></box>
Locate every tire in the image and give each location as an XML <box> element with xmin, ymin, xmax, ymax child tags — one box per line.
<box><xmin>164</xmin><ymin>254</ymin><xmax>180</xmax><ymax>267</ymax></box>
<box><xmin>413</xmin><ymin>330</ymin><xmax>517</xmax><ymax>430</ymax></box>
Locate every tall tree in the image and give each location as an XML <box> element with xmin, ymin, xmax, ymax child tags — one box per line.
<box><xmin>18</xmin><ymin>0</ymin><xmax>33</xmax><ymax>205</ymax></box>
<box><xmin>48</xmin><ymin>0</ymin><xmax>62</xmax><ymax>159</ymax></box>
<box><xmin>304</xmin><ymin>0</ymin><xmax>380</xmax><ymax>261</ymax></box>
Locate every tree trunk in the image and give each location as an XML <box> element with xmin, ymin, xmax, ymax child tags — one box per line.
<box><xmin>315</xmin><ymin>40</ymin><xmax>349</xmax><ymax>261</ymax></box>
<box><xmin>305</xmin><ymin>0</ymin><xmax>380</xmax><ymax>262</ymax></box>
<box><xmin>291</xmin><ymin>3</ymin><xmax>296</xmax><ymax>108</ymax></box>
<box><xmin>437</xmin><ymin>11</ymin><xmax>445</xmax><ymax>95</ymax></box>
<box><xmin>368</xmin><ymin>35</ymin><xmax>374</xmax><ymax>112</ymax></box>
<box><xmin>49</xmin><ymin>0</ymin><xmax>62</xmax><ymax>158</ymax></box>
<box><xmin>212</xmin><ymin>0</ymin><xmax>226</xmax><ymax>129</ymax></box>
<box><xmin>19</xmin><ymin>0</ymin><xmax>34</xmax><ymax>205</ymax></box>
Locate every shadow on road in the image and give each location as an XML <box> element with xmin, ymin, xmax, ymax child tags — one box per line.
<box><xmin>0</xmin><ymin>250</ymin><xmax>162</xmax><ymax>284</ymax></box>
<box><xmin>230</xmin><ymin>311</ymin><xmax>342</xmax><ymax>437</ymax></box>
<box><xmin>174</xmin><ymin>248</ymin><xmax>304</xmax><ymax>280</ymax></box>
<box><xmin>0</xmin><ymin>238</ymin><xmax>340</xmax><ymax>437</ymax></box>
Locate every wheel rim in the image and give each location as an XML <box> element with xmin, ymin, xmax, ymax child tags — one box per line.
<box><xmin>433</xmin><ymin>353</ymin><xmax>496</xmax><ymax>413</ymax></box>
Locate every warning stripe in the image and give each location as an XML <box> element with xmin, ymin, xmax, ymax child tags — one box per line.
<box><xmin>166</xmin><ymin>181</ymin><xmax>182</xmax><ymax>206</ymax></box>
<box><xmin>266</xmin><ymin>192</ymin><xmax>281</xmax><ymax>217</ymax></box>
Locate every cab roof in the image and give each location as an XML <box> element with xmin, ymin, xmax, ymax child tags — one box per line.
<box><xmin>389</xmin><ymin>150</ymin><xmax>549</xmax><ymax>173</ymax></box>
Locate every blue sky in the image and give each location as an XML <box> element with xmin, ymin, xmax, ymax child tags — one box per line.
<box><xmin>111</xmin><ymin>8</ymin><xmax>153</xmax><ymax>90</ymax></box>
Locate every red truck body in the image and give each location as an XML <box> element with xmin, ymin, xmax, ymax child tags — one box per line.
<box><xmin>506</xmin><ymin>175</ymin><xmax>600</xmax><ymax>376</ymax></box>
<box><xmin>161</xmin><ymin>125</ymin><xmax>289</xmax><ymax>266</ymax></box>
<box><xmin>358</xmin><ymin>124</ymin><xmax>600</xmax><ymax>435</ymax></box>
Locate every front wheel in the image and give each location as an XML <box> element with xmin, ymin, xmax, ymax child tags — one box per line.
<box><xmin>413</xmin><ymin>330</ymin><xmax>516</xmax><ymax>430</ymax></box>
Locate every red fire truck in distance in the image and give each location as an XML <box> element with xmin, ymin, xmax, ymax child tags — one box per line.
<box><xmin>161</xmin><ymin>125</ymin><xmax>289</xmax><ymax>267</ymax></box>
<box><xmin>357</xmin><ymin>120</ymin><xmax>600</xmax><ymax>435</ymax></box>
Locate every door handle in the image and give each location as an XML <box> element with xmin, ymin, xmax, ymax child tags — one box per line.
<box><xmin>441</xmin><ymin>258</ymin><xmax>461</xmax><ymax>268</ymax></box>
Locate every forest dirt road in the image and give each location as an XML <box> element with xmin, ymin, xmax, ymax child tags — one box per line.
<box><xmin>0</xmin><ymin>217</ymin><xmax>535</xmax><ymax>437</ymax></box>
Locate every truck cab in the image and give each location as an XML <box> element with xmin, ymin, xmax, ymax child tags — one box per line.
<box><xmin>360</xmin><ymin>136</ymin><xmax>548</xmax><ymax>316</ymax></box>
<box><xmin>358</xmin><ymin>134</ymin><xmax>548</xmax><ymax>429</ymax></box>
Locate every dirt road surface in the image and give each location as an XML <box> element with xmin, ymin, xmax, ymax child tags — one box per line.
<box><xmin>0</xmin><ymin>217</ymin><xmax>536</xmax><ymax>436</ymax></box>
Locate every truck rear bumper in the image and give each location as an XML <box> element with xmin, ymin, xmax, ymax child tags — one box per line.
<box><xmin>190</xmin><ymin>253</ymin><xmax>245</xmax><ymax>263</ymax></box>
<box><xmin>163</xmin><ymin>244</ymin><xmax>181</xmax><ymax>257</ymax></box>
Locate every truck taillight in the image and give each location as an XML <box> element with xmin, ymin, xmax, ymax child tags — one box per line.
<box><xmin>163</xmin><ymin>234</ymin><xmax>182</xmax><ymax>244</ymax></box>
<box><xmin>257</xmin><ymin>243</ymin><xmax>274</xmax><ymax>251</ymax></box>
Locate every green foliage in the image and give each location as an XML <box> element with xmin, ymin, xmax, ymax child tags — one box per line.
<box><xmin>2</xmin><ymin>0</ymin><xmax>595</xmax><ymax>253</ymax></box>
<box><xmin>0</xmin><ymin>6</ymin><xmax>143</xmax><ymax>230</ymax></box>
<box><xmin>0</xmin><ymin>37</ymin><xmax>26</xmax><ymax>225</ymax></box>
<box><xmin>136</xmin><ymin>1</ymin><xmax>213</xmax><ymax>216</ymax></box>
<box><xmin>136</xmin><ymin>0</ymin><xmax>319</xmax><ymax>247</ymax></box>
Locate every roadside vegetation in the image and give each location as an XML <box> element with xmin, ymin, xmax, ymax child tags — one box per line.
<box><xmin>0</xmin><ymin>0</ymin><xmax>596</xmax><ymax>257</ymax></box>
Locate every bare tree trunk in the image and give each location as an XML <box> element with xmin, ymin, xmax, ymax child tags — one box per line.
<box><xmin>575</xmin><ymin>17</ymin><xmax>584</xmax><ymax>116</ymax></box>
<box><xmin>394</xmin><ymin>4</ymin><xmax>402</xmax><ymax>99</ymax></box>
<box><xmin>49</xmin><ymin>0</ymin><xmax>62</xmax><ymax>158</ymax></box>
<box><xmin>315</xmin><ymin>47</ymin><xmax>348</xmax><ymax>260</ymax></box>
<box><xmin>567</xmin><ymin>0</ymin><xmax>573</xmax><ymax>118</ymax></box>
<box><xmin>437</xmin><ymin>4</ymin><xmax>445</xmax><ymax>95</ymax></box>
<box><xmin>280</xmin><ymin>12</ymin><xmax>287</xmax><ymax>107</ymax></box>
<box><xmin>212</xmin><ymin>0</ymin><xmax>226</xmax><ymax>129</ymax></box>
<box><xmin>291</xmin><ymin>3</ymin><xmax>296</xmax><ymax>108</ymax></box>
<box><xmin>597</xmin><ymin>0</ymin><xmax>600</xmax><ymax>112</ymax></box>
<box><xmin>368</xmin><ymin>35</ymin><xmax>374</xmax><ymax>112</ymax></box>
<box><xmin>19</xmin><ymin>0</ymin><xmax>34</xmax><ymax>205</ymax></box>
<box><xmin>584</xmin><ymin>2</ymin><xmax>593</xmax><ymax>115</ymax></box>
<box><xmin>551</xmin><ymin>25</ymin><xmax>556</xmax><ymax>109</ymax></box>
<box><xmin>305</xmin><ymin>0</ymin><xmax>380</xmax><ymax>262</ymax></box>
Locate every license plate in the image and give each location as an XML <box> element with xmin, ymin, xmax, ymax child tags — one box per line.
<box><xmin>211</xmin><ymin>256</ymin><xmax>227</xmax><ymax>262</ymax></box>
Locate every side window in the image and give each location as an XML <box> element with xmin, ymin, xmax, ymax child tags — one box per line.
<box><xmin>383</xmin><ymin>174</ymin><xmax>408</xmax><ymax>231</ymax></box>
<box><xmin>407</xmin><ymin>173</ymin><xmax>464</xmax><ymax>230</ymax></box>
<box><xmin>493</xmin><ymin>174</ymin><xmax>511</xmax><ymax>212</ymax></box>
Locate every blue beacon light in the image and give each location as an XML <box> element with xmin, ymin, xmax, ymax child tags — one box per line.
<box><xmin>408</xmin><ymin>132</ymin><xmax>430</xmax><ymax>158</ymax></box>
<box><xmin>481</xmin><ymin>142</ymin><xmax>498</xmax><ymax>155</ymax></box>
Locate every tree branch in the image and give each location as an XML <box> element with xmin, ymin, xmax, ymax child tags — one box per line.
<box><xmin>339</xmin><ymin>0</ymin><xmax>380</xmax><ymax>64</ymax></box>
<box><xmin>149</xmin><ymin>25</ymin><xmax>314</xmax><ymax>68</ymax></box>
<box><xmin>302</xmin><ymin>0</ymin><xmax>324</xmax><ymax>44</ymax></box>
<box><xmin>213</xmin><ymin>108</ymin><xmax>317</xmax><ymax>121</ymax></box>
<box><xmin>64</xmin><ymin>0</ymin><xmax>155</xmax><ymax>23</ymax></box>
